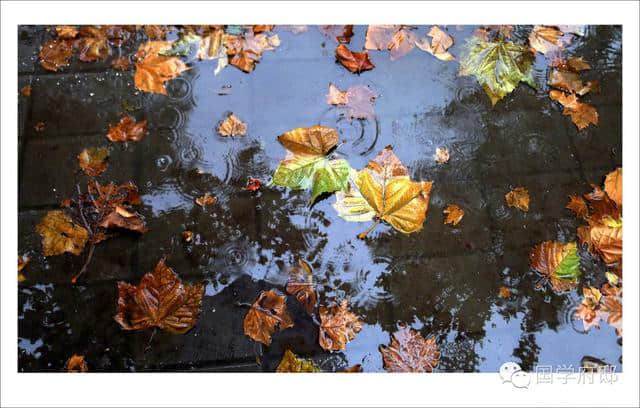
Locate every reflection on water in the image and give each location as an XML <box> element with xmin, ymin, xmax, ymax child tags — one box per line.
<box><xmin>18</xmin><ymin>25</ymin><xmax>622</xmax><ymax>372</ymax></box>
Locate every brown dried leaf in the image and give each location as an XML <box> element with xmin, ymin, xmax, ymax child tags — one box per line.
<box><xmin>285</xmin><ymin>260</ymin><xmax>317</xmax><ymax>315</ymax></box>
<box><xmin>379</xmin><ymin>323</ymin><xmax>440</xmax><ymax>372</ymax></box>
<box><xmin>36</xmin><ymin>211</ymin><xmax>88</xmax><ymax>256</ymax></box>
<box><xmin>114</xmin><ymin>258</ymin><xmax>204</xmax><ymax>334</ymax></box>
<box><xmin>443</xmin><ymin>204</ymin><xmax>464</xmax><ymax>226</ymax></box>
<box><xmin>76</xmin><ymin>26</ymin><xmax>110</xmax><ymax>62</ymax></box>
<box><xmin>144</xmin><ymin>25</ymin><xmax>171</xmax><ymax>40</ymax></box>
<box><xmin>566</xmin><ymin>195</ymin><xmax>588</xmax><ymax>218</ymax></box>
<box><xmin>319</xmin><ymin>25</ymin><xmax>354</xmax><ymax>44</ymax></box>
<box><xmin>111</xmin><ymin>57</ymin><xmax>131</xmax><ymax>71</ymax></box>
<box><xmin>243</xmin><ymin>289</ymin><xmax>293</xmax><ymax>345</ymax></box>
<box><xmin>567</xmin><ymin>57</ymin><xmax>591</xmax><ymax>71</ymax></box>
<box><xmin>66</xmin><ymin>354</ymin><xmax>88</xmax><ymax>372</ymax></box>
<box><xmin>78</xmin><ymin>147</ymin><xmax>109</xmax><ymax>177</ymax></box>
<box><xmin>106</xmin><ymin>116</ymin><xmax>147</xmax><ymax>142</ymax></box>
<box><xmin>498</xmin><ymin>286</ymin><xmax>511</xmax><ymax>299</ymax></box>
<box><xmin>604</xmin><ymin>167</ymin><xmax>622</xmax><ymax>207</ymax></box>
<box><xmin>529</xmin><ymin>25</ymin><xmax>564</xmax><ymax>56</ymax></box>
<box><xmin>39</xmin><ymin>39</ymin><xmax>73</xmax><ymax>71</ymax></box>
<box><xmin>549</xmin><ymin>69</ymin><xmax>595</xmax><ymax>96</ymax></box>
<box><xmin>549</xmin><ymin>89</ymin><xmax>598</xmax><ymax>130</ymax></box>
<box><xmin>21</xmin><ymin>85</ymin><xmax>32</xmax><ymax>97</ymax></box>
<box><xmin>134</xmin><ymin>41</ymin><xmax>189</xmax><ymax>94</ymax></box>
<box><xmin>97</xmin><ymin>205</ymin><xmax>146</xmax><ymax>234</ymax></box>
<box><xmin>341</xmin><ymin>364</ymin><xmax>363</xmax><ymax>372</ymax></box>
<box><xmin>415</xmin><ymin>26</ymin><xmax>454</xmax><ymax>61</ymax></box>
<box><xmin>318</xmin><ymin>300</ymin><xmax>362</xmax><ymax>351</ymax></box>
<box><xmin>335</xmin><ymin>44</ymin><xmax>375</xmax><ymax>74</ymax></box>
<box><xmin>217</xmin><ymin>113</ymin><xmax>247</xmax><ymax>137</ymax></box>
<box><xmin>195</xmin><ymin>193</ymin><xmax>217</xmax><ymax>208</ymax></box>
<box><xmin>505</xmin><ymin>186</ymin><xmax>530</xmax><ymax>212</ymax></box>
<box><xmin>224</xmin><ymin>31</ymin><xmax>279</xmax><ymax>73</ymax></box>
<box><xmin>582</xmin><ymin>223</ymin><xmax>622</xmax><ymax>265</ymax></box>
<box><xmin>56</xmin><ymin>25</ymin><xmax>78</xmax><ymax>39</ymax></box>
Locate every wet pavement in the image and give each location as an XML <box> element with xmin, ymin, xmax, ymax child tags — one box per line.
<box><xmin>18</xmin><ymin>25</ymin><xmax>622</xmax><ymax>372</ymax></box>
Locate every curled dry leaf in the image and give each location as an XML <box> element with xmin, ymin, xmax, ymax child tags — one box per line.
<box><xmin>318</xmin><ymin>300</ymin><xmax>363</xmax><ymax>351</ymax></box>
<box><xmin>276</xmin><ymin>349</ymin><xmax>321</xmax><ymax>373</ymax></box>
<box><xmin>379</xmin><ymin>323</ymin><xmax>440</xmax><ymax>372</ymax></box>
<box><xmin>77</xmin><ymin>147</ymin><xmax>109</xmax><ymax>177</ymax></box>
<box><xmin>529</xmin><ymin>25</ymin><xmax>565</xmax><ymax>56</ymax></box>
<box><xmin>195</xmin><ymin>193</ymin><xmax>217</xmax><ymax>208</ymax></box>
<box><xmin>272</xmin><ymin>125</ymin><xmax>350</xmax><ymax>203</ymax></box>
<box><xmin>36</xmin><ymin>210</ymin><xmax>88</xmax><ymax>256</ymax></box>
<box><xmin>243</xmin><ymin>289</ymin><xmax>294</xmax><ymax>346</ymax></box>
<box><xmin>217</xmin><ymin>113</ymin><xmax>247</xmax><ymax>137</ymax></box>
<box><xmin>335</xmin><ymin>44</ymin><xmax>375</xmax><ymax>74</ymax></box>
<box><xmin>285</xmin><ymin>259</ymin><xmax>317</xmax><ymax>315</ymax></box>
<box><xmin>76</xmin><ymin>26</ymin><xmax>110</xmax><ymax>62</ymax></box>
<box><xmin>245</xmin><ymin>178</ymin><xmax>262</xmax><ymax>192</ymax></box>
<box><xmin>114</xmin><ymin>258</ymin><xmax>204</xmax><ymax>334</ymax></box>
<box><xmin>39</xmin><ymin>39</ymin><xmax>73</xmax><ymax>71</ymax></box>
<box><xmin>415</xmin><ymin>26</ymin><xmax>454</xmax><ymax>61</ymax></box>
<box><xmin>56</xmin><ymin>25</ymin><xmax>78</xmax><ymax>39</ymax></box>
<box><xmin>333</xmin><ymin>145</ymin><xmax>433</xmax><ymax>238</ymax></box>
<box><xmin>182</xmin><ymin>230</ymin><xmax>193</xmax><ymax>243</ymax></box>
<box><xmin>604</xmin><ymin>167</ymin><xmax>622</xmax><ymax>207</ymax></box>
<box><xmin>66</xmin><ymin>354</ymin><xmax>88</xmax><ymax>372</ymax></box>
<box><xmin>326</xmin><ymin>83</ymin><xmax>377</xmax><ymax>120</ymax></box>
<box><xmin>443</xmin><ymin>204</ymin><xmax>464</xmax><ymax>226</ymax></box>
<box><xmin>529</xmin><ymin>241</ymin><xmax>581</xmax><ymax>292</ymax></box>
<box><xmin>20</xmin><ymin>85</ymin><xmax>32</xmax><ymax>97</ymax></box>
<box><xmin>134</xmin><ymin>41</ymin><xmax>189</xmax><ymax>94</ymax></box>
<box><xmin>566</xmin><ymin>195</ymin><xmax>589</xmax><ymax>218</ymax></box>
<box><xmin>505</xmin><ymin>186</ymin><xmax>530</xmax><ymax>212</ymax></box>
<box><xmin>97</xmin><ymin>205</ymin><xmax>146</xmax><ymax>234</ymax></box>
<box><xmin>111</xmin><ymin>57</ymin><xmax>131</xmax><ymax>71</ymax></box>
<box><xmin>434</xmin><ymin>147</ymin><xmax>450</xmax><ymax>164</ymax></box>
<box><xmin>319</xmin><ymin>25</ymin><xmax>354</xmax><ymax>44</ymax></box>
<box><xmin>106</xmin><ymin>116</ymin><xmax>147</xmax><ymax>142</ymax></box>
<box><xmin>549</xmin><ymin>90</ymin><xmax>598</xmax><ymax>130</ymax></box>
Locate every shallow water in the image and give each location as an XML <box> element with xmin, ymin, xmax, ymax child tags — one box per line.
<box><xmin>18</xmin><ymin>25</ymin><xmax>622</xmax><ymax>372</ymax></box>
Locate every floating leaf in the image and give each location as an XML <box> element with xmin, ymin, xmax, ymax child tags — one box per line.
<box><xmin>276</xmin><ymin>349</ymin><xmax>321</xmax><ymax>373</ymax></box>
<box><xmin>285</xmin><ymin>260</ymin><xmax>317</xmax><ymax>315</ymax></box>
<box><xmin>56</xmin><ymin>25</ymin><xmax>78</xmax><ymax>39</ymax></box>
<box><xmin>379</xmin><ymin>323</ymin><xmax>440</xmax><ymax>372</ymax></box>
<box><xmin>341</xmin><ymin>365</ymin><xmax>363</xmax><ymax>373</ymax></box>
<box><xmin>415</xmin><ymin>26</ymin><xmax>454</xmax><ymax>61</ymax></box>
<box><xmin>334</xmin><ymin>146</ymin><xmax>433</xmax><ymax>238</ymax></box>
<box><xmin>66</xmin><ymin>354</ymin><xmax>88</xmax><ymax>372</ymax></box>
<box><xmin>567</xmin><ymin>57</ymin><xmax>590</xmax><ymax>71</ymax></box>
<box><xmin>498</xmin><ymin>286</ymin><xmax>511</xmax><ymax>299</ymax></box>
<box><xmin>365</xmin><ymin>25</ymin><xmax>416</xmax><ymax>61</ymax></box>
<box><xmin>224</xmin><ymin>31</ymin><xmax>279</xmax><ymax>73</ymax></box>
<box><xmin>272</xmin><ymin>125</ymin><xmax>351</xmax><ymax>204</ymax></box>
<box><xmin>566</xmin><ymin>195</ymin><xmax>588</xmax><ymax>218</ymax></box>
<box><xmin>319</xmin><ymin>25</ymin><xmax>354</xmax><ymax>44</ymax></box>
<box><xmin>474</xmin><ymin>25</ymin><xmax>513</xmax><ymax>41</ymax></box>
<box><xmin>106</xmin><ymin>116</ymin><xmax>147</xmax><ymax>142</ymax></box>
<box><xmin>434</xmin><ymin>147</ymin><xmax>450</xmax><ymax>164</ymax></box>
<box><xmin>217</xmin><ymin>113</ymin><xmax>247</xmax><ymax>137</ymax></box>
<box><xmin>459</xmin><ymin>37</ymin><xmax>535</xmax><ymax>106</ymax></box>
<box><xmin>195</xmin><ymin>193</ymin><xmax>217</xmax><ymax>208</ymax></box>
<box><xmin>335</xmin><ymin>44</ymin><xmax>375</xmax><ymax>74</ymax></box>
<box><xmin>77</xmin><ymin>147</ymin><xmax>109</xmax><ymax>177</ymax></box>
<box><xmin>36</xmin><ymin>211</ymin><xmax>88</xmax><ymax>256</ymax></box>
<box><xmin>97</xmin><ymin>205</ymin><xmax>146</xmax><ymax>234</ymax></box>
<box><xmin>581</xmin><ymin>223</ymin><xmax>622</xmax><ymax>265</ymax></box>
<box><xmin>114</xmin><ymin>258</ymin><xmax>204</xmax><ymax>334</ymax></box>
<box><xmin>76</xmin><ymin>26</ymin><xmax>110</xmax><ymax>62</ymax></box>
<box><xmin>529</xmin><ymin>241</ymin><xmax>580</xmax><ymax>292</ymax></box>
<box><xmin>134</xmin><ymin>41</ymin><xmax>189</xmax><ymax>94</ymax></box>
<box><xmin>549</xmin><ymin>69</ymin><xmax>596</xmax><ymax>96</ymax></box>
<box><xmin>549</xmin><ymin>90</ymin><xmax>598</xmax><ymax>130</ymax></box>
<box><xmin>20</xmin><ymin>85</ymin><xmax>32</xmax><ymax>97</ymax></box>
<box><xmin>34</xmin><ymin>121</ymin><xmax>45</xmax><ymax>132</ymax></box>
<box><xmin>243</xmin><ymin>289</ymin><xmax>293</xmax><ymax>346</ymax></box>
<box><xmin>443</xmin><ymin>204</ymin><xmax>464</xmax><ymax>226</ymax></box>
<box><xmin>18</xmin><ymin>254</ymin><xmax>30</xmax><ymax>282</ymax></box>
<box><xmin>575</xmin><ymin>287</ymin><xmax>604</xmax><ymax>331</ymax></box>
<box><xmin>196</xmin><ymin>29</ymin><xmax>225</xmax><ymax>60</ymax></box>
<box><xmin>159</xmin><ymin>33</ymin><xmax>201</xmax><ymax>57</ymax></box>
<box><xmin>245</xmin><ymin>178</ymin><xmax>262</xmax><ymax>192</ymax></box>
<box><xmin>144</xmin><ymin>25</ymin><xmax>171</xmax><ymax>40</ymax></box>
<box><xmin>318</xmin><ymin>300</ymin><xmax>362</xmax><ymax>351</ymax></box>
<box><xmin>604</xmin><ymin>167</ymin><xmax>622</xmax><ymax>207</ymax></box>
<box><xmin>505</xmin><ymin>186</ymin><xmax>530</xmax><ymax>212</ymax></box>
<box><xmin>326</xmin><ymin>83</ymin><xmax>377</xmax><ymax>120</ymax></box>
<box><xmin>529</xmin><ymin>25</ymin><xmax>565</xmax><ymax>56</ymax></box>
<box><xmin>39</xmin><ymin>39</ymin><xmax>73</xmax><ymax>71</ymax></box>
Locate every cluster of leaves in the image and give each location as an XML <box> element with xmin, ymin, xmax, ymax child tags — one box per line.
<box><xmin>575</xmin><ymin>284</ymin><xmax>622</xmax><ymax>336</ymax></box>
<box><xmin>505</xmin><ymin>186</ymin><xmax>530</xmax><ymax>212</ymax></box>
<box><xmin>365</xmin><ymin>25</ymin><xmax>455</xmax><ymax>61</ymax></box>
<box><xmin>548</xmin><ymin>57</ymin><xmax>599</xmax><ymax>130</ymax></box>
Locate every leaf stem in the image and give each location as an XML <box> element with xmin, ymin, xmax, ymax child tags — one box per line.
<box><xmin>71</xmin><ymin>243</ymin><xmax>95</xmax><ymax>284</ymax></box>
<box><xmin>357</xmin><ymin>219</ymin><xmax>381</xmax><ymax>240</ymax></box>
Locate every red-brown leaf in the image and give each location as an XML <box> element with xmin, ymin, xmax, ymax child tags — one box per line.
<box><xmin>243</xmin><ymin>289</ymin><xmax>294</xmax><ymax>345</ymax></box>
<box><xmin>379</xmin><ymin>323</ymin><xmax>440</xmax><ymax>372</ymax></box>
<box><xmin>335</xmin><ymin>45</ymin><xmax>375</xmax><ymax>74</ymax></box>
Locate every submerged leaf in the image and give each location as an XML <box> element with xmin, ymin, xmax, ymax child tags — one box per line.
<box><xmin>335</xmin><ymin>44</ymin><xmax>375</xmax><ymax>74</ymax></box>
<box><xmin>276</xmin><ymin>349</ymin><xmax>321</xmax><ymax>373</ymax></box>
<box><xmin>365</xmin><ymin>25</ymin><xmax>416</xmax><ymax>61</ymax></box>
<box><xmin>134</xmin><ymin>41</ymin><xmax>189</xmax><ymax>94</ymax></box>
<box><xmin>36</xmin><ymin>211</ymin><xmax>88</xmax><ymax>256</ymax></box>
<box><xmin>106</xmin><ymin>116</ymin><xmax>147</xmax><ymax>142</ymax></box>
<box><xmin>379</xmin><ymin>323</ymin><xmax>440</xmax><ymax>372</ymax></box>
<box><xmin>243</xmin><ymin>289</ymin><xmax>293</xmax><ymax>346</ymax></box>
<box><xmin>443</xmin><ymin>204</ymin><xmax>464</xmax><ymax>226</ymax></box>
<box><xmin>114</xmin><ymin>258</ymin><xmax>204</xmax><ymax>334</ymax></box>
<box><xmin>285</xmin><ymin>260</ymin><xmax>317</xmax><ymax>315</ymax></box>
<box><xmin>505</xmin><ymin>186</ymin><xmax>530</xmax><ymax>212</ymax></box>
<box><xmin>318</xmin><ymin>300</ymin><xmax>362</xmax><ymax>351</ymax></box>
<box><xmin>39</xmin><ymin>39</ymin><xmax>73</xmax><ymax>71</ymax></box>
<box><xmin>415</xmin><ymin>26</ymin><xmax>454</xmax><ymax>61</ymax></box>
<box><xmin>529</xmin><ymin>241</ymin><xmax>581</xmax><ymax>292</ymax></box>
<box><xmin>78</xmin><ymin>147</ymin><xmax>109</xmax><ymax>177</ymax></box>
<box><xmin>326</xmin><ymin>83</ymin><xmax>377</xmax><ymax>120</ymax></box>
<box><xmin>217</xmin><ymin>113</ymin><xmax>247</xmax><ymax>137</ymax></box>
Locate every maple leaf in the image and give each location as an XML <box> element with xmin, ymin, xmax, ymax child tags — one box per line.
<box><xmin>566</xmin><ymin>195</ymin><xmax>589</xmax><ymax>218</ymax></box>
<box><xmin>106</xmin><ymin>116</ymin><xmax>147</xmax><ymax>142</ymax></box>
<box><xmin>529</xmin><ymin>25</ymin><xmax>564</xmax><ymax>56</ymax></box>
<box><xmin>134</xmin><ymin>41</ymin><xmax>189</xmax><ymax>94</ymax></box>
<box><xmin>415</xmin><ymin>26</ymin><xmax>455</xmax><ymax>61</ymax></box>
<box><xmin>114</xmin><ymin>259</ymin><xmax>204</xmax><ymax>334</ymax></box>
<box><xmin>217</xmin><ymin>113</ymin><xmax>247</xmax><ymax>137</ymax></box>
<box><xmin>326</xmin><ymin>83</ymin><xmax>378</xmax><ymax>120</ymax></box>
<box><xmin>505</xmin><ymin>186</ymin><xmax>530</xmax><ymax>212</ymax></box>
<box><xmin>97</xmin><ymin>205</ymin><xmax>146</xmax><ymax>234</ymax></box>
<box><xmin>549</xmin><ymin>69</ymin><xmax>597</xmax><ymax>96</ymax></box>
<box><xmin>335</xmin><ymin>44</ymin><xmax>375</xmax><ymax>74</ymax></box>
<box><xmin>434</xmin><ymin>147</ymin><xmax>450</xmax><ymax>164</ymax></box>
<box><xmin>36</xmin><ymin>210</ymin><xmax>88</xmax><ymax>256</ymax></box>
<box><xmin>243</xmin><ymin>289</ymin><xmax>294</xmax><ymax>346</ymax></box>
<box><xmin>334</xmin><ymin>146</ymin><xmax>433</xmax><ymax>238</ymax></box>
<box><xmin>443</xmin><ymin>204</ymin><xmax>464</xmax><ymax>226</ymax></box>
<box><xmin>549</xmin><ymin>90</ymin><xmax>598</xmax><ymax>130</ymax></box>
<box><xmin>66</xmin><ymin>354</ymin><xmax>88</xmax><ymax>372</ymax></box>
<box><xmin>604</xmin><ymin>168</ymin><xmax>622</xmax><ymax>207</ymax></box>
<box><xmin>76</xmin><ymin>26</ymin><xmax>110</xmax><ymax>62</ymax></box>
<box><xmin>529</xmin><ymin>241</ymin><xmax>581</xmax><ymax>292</ymax></box>
<box><xmin>580</xmin><ymin>222</ymin><xmax>622</xmax><ymax>265</ymax></box>
<box><xmin>111</xmin><ymin>57</ymin><xmax>131</xmax><ymax>71</ymax></box>
<box><xmin>379</xmin><ymin>323</ymin><xmax>440</xmax><ymax>372</ymax></box>
<box><xmin>245</xmin><ymin>178</ymin><xmax>262</xmax><ymax>192</ymax></box>
<box><xmin>459</xmin><ymin>37</ymin><xmax>535</xmax><ymax>106</ymax></box>
<box><xmin>276</xmin><ymin>349</ymin><xmax>321</xmax><ymax>373</ymax></box>
<box><xmin>56</xmin><ymin>25</ymin><xmax>78</xmax><ymax>39</ymax></box>
<box><xmin>195</xmin><ymin>193</ymin><xmax>217</xmax><ymax>208</ymax></box>
<box><xmin>319</xmin><ymin>25</ymin><xmax>354</xmax><ymax>44</ymax></box>
<box><xmin>365</xmin><ymin>25</ymin><xmax>417</xmax><ymax>61</ymax></box>
<box><xmin>285</xmin><ymin>260</ymin><xmax>317</xmax><ymax>315</ymax></box>
<box><xmin>318</xmin><ymin>300</ymin><xmax>363</xmax><ymax>351</ymax></box>
<box><xmin>78</xmin><ymin>147</ymin><xmax>109</xmax><ymax>177</ymax></box>
<box><xmin>272</xmin><ymin>125</ymin><xmax>351</xmax><ymax>204</ymax></box>
<box><xmin>39</xmin><ymin>39</ymin><xmax>73</xmax><ymax>71</ymax></box>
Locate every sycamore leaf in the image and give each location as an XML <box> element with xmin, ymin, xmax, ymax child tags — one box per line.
<box><xmin>443</xmin><ymin>204</ymin><xmax>464</xmax><ymax>226</ymax></box>
<box><xmin>379</xmin><ymin>323</ymin><xmax>440</xmax><ymax>372</ymax></box>
<box><xmin>604</xmin><ymin>168</ymin><xmax>622</xmax><ymax>207</ymax></box>
<box><xmin>529</xmin><ymin>25</ymin><xmax>564</xmax><ymax>56</ymax></box>
<box><xmin>459</xmin><ymin>37</ymin><xmax>535</xmax><ymax>106</ymax></box>
<box><xmin>415</xmin><ymin>26</ymin><xmax>454</xmax><ymax>61</ymax></box>
<box><xmin>505</xmin><ymin>186</ymin><xmax>530</xmax><ymax>212</ymax></box>
<box><xmin>319</xmin><ymin>25</ymin><xmax>354</xmax><ymax>44</ymax></box>
<box><xmin>434</xmin><ymin>147</ymin><xmax>450</xmax><ymax>164</ymax></box>
<box><xmin>334</xmin><ymin>146</ymin><xmax>432</xmax><ymax>238</ymax></box>
<box><xmin>114</xmin><ymin>258</ymin><xmax>204</xmax><ymax>334</ymax></box>
<box><xmin>276</xmin><ymin>349</ymin><xmax>321</xmax><ymax>372</ymax></box>
<box><xmin>76</xmin><ymin>26</ymin><xmax>110</xmax><ymax>62</ymax></box>
<box><xmin>285</xmin><ymin>260</ymin><xmax>317</xmax><ymax>315</ymax></box>
<box><xmin>217</xmin><ymin>113</ymin><xmax>247</xmax><ymax>137</ymax></box>
<box><xmin>567</xmin><ymin>57</ymin><xmax>590</xmax><ymax>71</ymax></box>
<box><xmin>66</xmin><ymin>354</ymin><xmax>88</xmax><ymax>372</ymax></box>
<box><xmin>39</xmin><ymin>39</ymin><xmax>73</xmax><ymax>71</ymax></box>
<box><xmin>335</xmin><ymin>45</ymin><xmax>375</xmax><ymax>74</ymax></box>
<box><xmin>575</xmin><ymin>286</ymin><xmax>604</xmax><ymax>331</ymax></box>
<box><xmin>97</xmin><ymin>205</ymin><xmax>146</xmax><ymax>234</ymax></box>
<box><xmin>134</xmin><ymin>41</ymin><xmax>189</xmax><ymax>95</ymax></box>
<box><xmin>78</xmin><ymin>147</ymin><xmax>109</xmax><ymax>177</ymax></box>
<box><xmin>581</xmin><ymin>223</ymin><xmax>622</xmax><ymax>265</ymax></box>
<box><xmin>326</xmin><ymin>83</ymin><xmax>377</xmax><ymax>120</ymax></box>
<box><xmin>36</xmin><ymin>211</ymin><xmax>88</xmax><ymax>256</ymax></box>
<box><xmin>474</xmin><ymin>25</ymin><xmax>514</xmax><ymax>41</ymax></box>
<box><xmin>529</xmin><ymin>241</ymin><xmax>581</xmax><ymax>292</ymax></box>
<box><xmin>365</xmin><ymin>25</ymin><xmax>416</xmax><ymax>61</ymax></box>
<box><xmin>549</xmin><ymin>69</ymin><xmax>597</xmax><ymax>96</ymax></box>
<box><xmin>272</xmin><ymin>125</ymin><xmax>351</xmax><ymax>204</ymax></box>
<box><xmin>549</xmin><ymin>90</ymin><xmax>598</xmax><ymax>130</ymax></box>
<box><xmin>318</xmin><ymin>300</ymin><xmax>363</xmax><ymax>351</ymax></box>
<box><xmin>106</xmin><ymin>116</ymin><xmax>147</xmax><ymax>142</ymax></box>
<box><xmin>243</xmin><ymin>289</ymin><xmax>294</xmax><ymax>346</ymax></box>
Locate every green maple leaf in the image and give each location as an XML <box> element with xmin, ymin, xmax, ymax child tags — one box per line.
<box><xmin>272</xmin><ymin>125</ymin><xmax>351</xmax><ymax>204</ymax></box>
<box><xmin>459</xmin><ymin>37</ymin><xmax>536</xmax><ymax>106</ymax></box>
